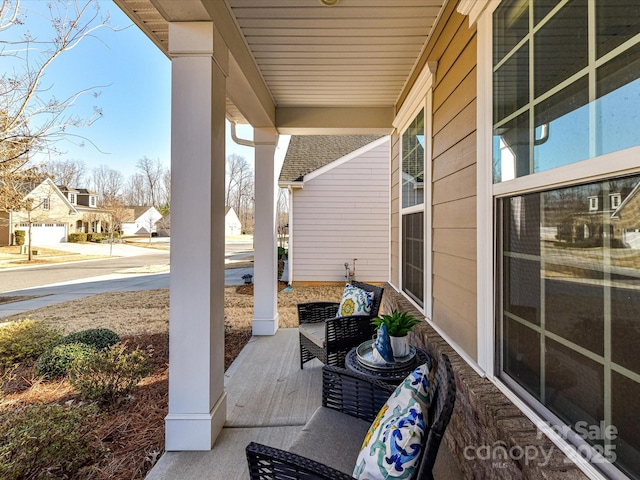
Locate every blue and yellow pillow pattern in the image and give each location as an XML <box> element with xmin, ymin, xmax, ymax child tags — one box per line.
<box><xmin>338</xmin><ymin>283</ymin><xmax>374</xmax><ymax>317</ymax></box>
<box><xmin>353</xmin><ymin>364</ymin><xmax>431</xmax><ymax>479</ymax></box>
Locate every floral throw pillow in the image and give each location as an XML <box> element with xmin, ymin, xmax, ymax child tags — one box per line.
<box><xmin>353</xmin><ymin>364</ymin><xmax>431</xmax><ymax>479</ymax></box>
<box><xmin>338</xmin><ymin>284</ymin><xmax>374</xmax><ymax>317</ymax></box>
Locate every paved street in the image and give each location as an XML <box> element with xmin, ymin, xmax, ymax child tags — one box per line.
<box><xmin>0</xmin><ymin>236</ymin><xmax>261</xmax><ymax>319</ymax></box>
<box><xmin>0</xmin><ymin>251</ymin><xmax>170</xmax><ymax>293</ymax></box>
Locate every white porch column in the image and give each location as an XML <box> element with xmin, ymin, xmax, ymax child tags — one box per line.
<box><xmin>253</xmin><ymin>128</ymin><xmax>280</xmax><ymax>335</ymax></box>
<box><xmin>166</xmin><ymin>22</ymin><xmax>228</xmax><ymax>450</ymax></box>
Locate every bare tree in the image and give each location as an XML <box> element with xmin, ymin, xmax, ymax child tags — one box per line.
<box><xmin>7</xmin><ymin>180</ymin><xmax>59</xmax><ymax>260</ymax></box>
<box><xmin>0</xmin><ymin>1</ymin><xmax>111</xmax><ymax>170</ymax></box>
<box><xmin>225</xmin><ymin>153</ymin><xmax>253</xmax><ymax>231</ymax></box>
<box><xmin>91</xmin><ymin>164</ymin><xmax>123</xmax><ymax>204</ymax></box>
<box><xmin>1</xmin><ymin>0</ymin><xmax>113</xmax><ymax>254</ymax></box>
<box><xmin>136</xmin><ymin>156</ymin><xmax>164</xmax><ymax>207</ymax></box>
<box><xmin>40</xmin><ymin>159</ymin><xmax>86</xmax><ymax>186</ymax></box>
<box><xmin>122</xmin><ymin>172</ymin><xmax>146</xmax><ymax>206</ymax></box>
<box><xmin>160</xmin><ymin>168</ymin><xmax>171</xmax><ymax>210</ymax></box>
<box><xmin>277</xmin><ymin>188</ymin><xmax>288</xmax><ymax>249</ymax></box>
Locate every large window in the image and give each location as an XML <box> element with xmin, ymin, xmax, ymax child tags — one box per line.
<box><xmin>401</xmin><ymin>110</ymin><xmax>425</xmax><ymax>306</ymax></box>
<box><xmin>494</xmin><ymin>2</ymin><xmax>640</xmax><ymax>478</ymax></box>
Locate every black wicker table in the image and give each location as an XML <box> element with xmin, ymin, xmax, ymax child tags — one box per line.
<box><xmin>345</xmin><ymin>345</ymin><xmax>431</xmax><ymax>385</ymax></box>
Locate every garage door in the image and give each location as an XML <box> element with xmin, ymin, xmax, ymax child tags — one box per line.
<box><xmin>27</xmin><ymin>223</ymin><xmax>67</xmax><ymax>245</ymax></box>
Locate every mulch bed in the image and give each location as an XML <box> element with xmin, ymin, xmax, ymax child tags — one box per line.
<box><xmin>235</xmin><ymin>281</ymin><xmax>289</xmax><ymax>296</ymax></box>
<box><xmin>0</xmin><ymin>282</ymin><xmax>300</xmax><ymax>479</ymax></box>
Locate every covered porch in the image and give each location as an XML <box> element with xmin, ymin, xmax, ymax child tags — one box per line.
<box><xmin>145</xmin><ymin>325</ymin><xmax>463</xmax><ymax>480</ymax></box>
<box><xmin>111</xmin><ymin>0</ymin><xmax>631</xmax><ymax>479</ymax></box>
<box><xmin>113</xmin><ymin>0</ymin><xmax>448</xmax><ymax>454</ymax></box>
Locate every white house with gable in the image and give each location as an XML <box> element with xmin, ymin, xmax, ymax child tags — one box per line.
<box><xmin>279</xmin><ymin>135</ymin><xmax>390</xmax><ymax>283</ymax></box>
<box><xmin>121</xmin><ymin>206</ymin><xmax>163</xmax><ymax>236</ymax></box>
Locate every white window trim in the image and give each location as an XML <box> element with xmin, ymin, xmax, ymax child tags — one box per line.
<box><xmin>476</xmin><ymin>5</ymin><xmax>496</xmax><ymax>378</ymax></box>
<box><xmin>609</xmin><ymin>193</ymin><xmax>621</xmax><ymax>209</ymax></box>
<box><xmin>397</xmin><ymin>96</ymin><xmax>431</xmax><ymax>317</ymax></box>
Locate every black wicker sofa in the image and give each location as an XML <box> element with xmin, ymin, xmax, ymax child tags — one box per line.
<box><xmin>246</xmin><ymin>352</ymin><xmax>456</xmax><ymax>480</ymax></box>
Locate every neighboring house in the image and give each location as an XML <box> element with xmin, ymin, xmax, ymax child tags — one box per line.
<box><xmin>613</xmin><ymin>181</ymin><xmax>640</xmax><ymax>249</ymax></box>
<box><xmin>156</xmin><ymin>212</ymin><xmax>171</xmax><ymax>237</ymax></box>
<box><xmin>279</xmin><ymin>135</ymin><xmax>389</xmax><ymax>283</ymax></box>
<box><xmin>58</xmin><ymin>186</ymin><xmax>110</xmax><ymax>234</ymax></box>
<box><xmin>225</xmin><ymin>206</ymin><xmax>241</xmax><ymax>235</ymax></box>
<box><xmin>0</xmin><ymin>178</ymin><xmax>78</xmax><ymax>246</ymax></box>
<box><xmin>121</xmin><ymin>2</ymin><xmax>640</xmax><ymax>479</ymax></box>
<box><xmin>559</xmin><ymin>183</ymin><xmax>638</xmax><ymax>247</ymax></box>
<box><xmin>0</xmin><ymin>179</ymin><xmax>115</xmax><ymax>246</ymax></box>
<box><xmin>121</xmin><ymin>206</ymin><xmax>163</xmax><ymax>236</ymax></box>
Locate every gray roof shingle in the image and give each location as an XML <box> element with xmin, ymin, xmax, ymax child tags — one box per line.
<box><xmin>279</xmin><ymin>135</ymin><xmax>383</xmax><ymax>183</ymax></box>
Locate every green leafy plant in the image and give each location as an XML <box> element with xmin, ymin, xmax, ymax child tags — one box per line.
<box><xmin>70</xmin><ymin>343</ymin><xmax>150</xmax><ymax>404</ymax></box>
<box><xmin>68</xmin><ymin>232</ymin><xmax>87</xmax><ymax>243</ymax></box>
<box><xmin>35</xmin><ymin>342</ymin><xmax>96</xmax><ymax>379</ymax></box>
<box><xmin>371</xmin><ymin>310</ymin><xmax>421</xmax><ymax>337</ymax></box>
<box><xmin>13</xmin><ymin>230</ymin><xmax>25</xmax><ymax>246</ymax></box>
<box><xmin>0</xmin><ymin>319</ymin><xmax>62</xmax><ymax>369</ymax></box>
<box><xmin>0</xmin><ymin>403</ymin><xmax>105</xmax><ymax>479</ymax></box>
<box><xmin>57</xmin><ymin>328</ymin><xmax>121</xmax><ymax>351</ymax></box>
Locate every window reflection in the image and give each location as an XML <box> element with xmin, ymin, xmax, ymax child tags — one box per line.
<box><xmin>493</xmin><ymin>1</ymin><xmax>640</xmax><ymax>182</ymax></box>
<box><xmin>402</xmin><ymin>110</ymin><xmax>424</xmax><ymax>209</ymax></box>
<box><xmin>501</xmin><ymin>174</ymin><xmax>640</xmax><ymax>476</ymax></box>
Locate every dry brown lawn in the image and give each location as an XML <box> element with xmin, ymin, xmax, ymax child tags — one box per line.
<box><xmin>2</xmin><ymin>285</ymin><xmax>345</xmax><ymax>336</ymax></box>
<box><xmin>0</xmin><ymin>283</ymin><xmax>345</xmax><ymax>479</ymax></box>
<box><xmin>0</xmin><ymin>245</ymin><xmax>107</xmax><ymax>269</ymax></box>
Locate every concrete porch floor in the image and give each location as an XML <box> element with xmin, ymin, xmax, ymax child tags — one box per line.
<box><xmin>145</xmin><ymin>328</ymin><xmax>464</xmax><ymax>479</ymax></box>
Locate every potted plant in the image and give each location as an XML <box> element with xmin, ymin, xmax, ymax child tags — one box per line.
<box><xmin>371</xmin><ymin>310</ymin><xmax>420</xmax><ymax>359</ymax></box>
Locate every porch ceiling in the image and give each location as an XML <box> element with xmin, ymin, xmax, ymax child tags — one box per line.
<box><xmin>114</xmin><ymin>0</ymin><xmax>446</xmax><ymax>131</ymax></box>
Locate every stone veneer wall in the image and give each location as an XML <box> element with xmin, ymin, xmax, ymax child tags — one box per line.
<box><xmin>382</xmin><ymin>283</ymin><xmax>590</xmax><ymax>480</ymax></box>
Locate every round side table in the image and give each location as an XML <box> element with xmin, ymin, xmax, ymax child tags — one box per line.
<box><xmin>345</xmin><ymin>346</ymin><xmax>431</xmax><ymax>385</ymax></box>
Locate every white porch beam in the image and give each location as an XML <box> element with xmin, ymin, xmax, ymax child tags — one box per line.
<box><xmin>253</xmin><ymin>128</ymin><xmax>280</xmax><ymax>336</ymax></box>
<box><xmin>275</xmin><ymin>106</ymin><xmax>395</xmax><ymax>135</ymax></box>
<box><xmin>166</xmin><ymin>21</ymin><xmax>228</xmax><ymax>451</ymax></box>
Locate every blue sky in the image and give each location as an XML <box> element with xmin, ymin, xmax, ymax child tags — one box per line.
<box><xmin>4</xmin><ymin>0</ymin><xmax>255</xmax><ymax>180</ymax></box>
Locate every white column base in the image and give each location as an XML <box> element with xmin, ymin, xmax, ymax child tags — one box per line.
<box><xmin>252</xmin><ymin>313</ymin><xmax>279</xmax><ymax>336</ymax></box>
<box><xmin>165</xmin><ymin>392</ymin><xmax>227</xmax><ymax>451</ymax></box>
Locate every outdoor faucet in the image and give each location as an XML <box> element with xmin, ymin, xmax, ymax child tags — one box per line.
<box><xmin>344</xmin><ymin>259</ymin><xmax>357</xmax><ymax>282</ymax></box>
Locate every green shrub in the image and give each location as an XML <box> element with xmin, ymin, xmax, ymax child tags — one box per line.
<box><xmin>35</xmin><ymin>343</ymin><xmax>96</xmax><ymax>379</ymax></box>
<box><xmin>58</xmin><ymin>328</ymin><xmax>120</xmax><ymax>351</ymax></box>
<box><xmin>70</xmin><ymin>343</ymin><xmax>150</xmax><ymax>404</ymax></box>
<box><xmin>68</xmin><ymin>232</ymin><xmax>87</xmax><ymax>243</ymax></box>
<box><xmin>0</xmin><ymin>403</ymin><xmax>104</xmax><ymax>479</ymax></box>
<box><xmin>0</xmin><ymin>320</ymin><xmax>62</xmax><ymax>369</ymax></box>
<box><xmin>87</xmin><ymin>233</ymin><xmax>105</xmax><ymax>242</ymax></box>
<box><xmin>13</xmin><ymin>230</ymin><xmax>25</xmax><ymax>246</ymax></box>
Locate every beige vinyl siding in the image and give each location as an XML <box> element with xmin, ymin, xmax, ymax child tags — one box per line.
<box><xmin>431</xmin><ymin>9</ymin><xmax>478</xmax><ymax>359</ymax></box>
<box><xmin>390</xmin><ymin>132</ymin><xmax>400</xmax><ymax>286</ymax></box>
<box><xmin>292</xmin><ymin>139</ymin><xmax>390</xmax><ymax>283</ymax></box>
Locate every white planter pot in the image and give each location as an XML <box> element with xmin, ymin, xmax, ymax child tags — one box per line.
<box><xmin>390</xmin><ymin>335</ymin><xmax>410</xmax><ymax>359</ymax></box>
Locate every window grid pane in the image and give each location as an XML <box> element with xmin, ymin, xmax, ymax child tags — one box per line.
<box><xmin>402</xmin><ymin>212</ymin><xmax>424</xmax><ymax>306</ymax></box>
<box><xmin>493</xmin><ymin>1</ymin><xmax>640</xmax><ymax>183</ymax></box>
<box><xmin>401</xmin><ymin>110</ymin><xmax>425</xmax><ymax>209</ymax></box>
<box><xmin>499</xmin><ymin>174</ymin><xmax>640</xmax><ymax>477</ymax></box>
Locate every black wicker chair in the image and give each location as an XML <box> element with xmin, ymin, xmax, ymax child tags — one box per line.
<box><xmin>298</xmin><ymin>281</ymin><xmax>384</xmax><ymax>369</ymax></box>
<box><xmin>246</xmin><ymin>352</ymin><xmax>457</xmax><ymax>480</ymax></box>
